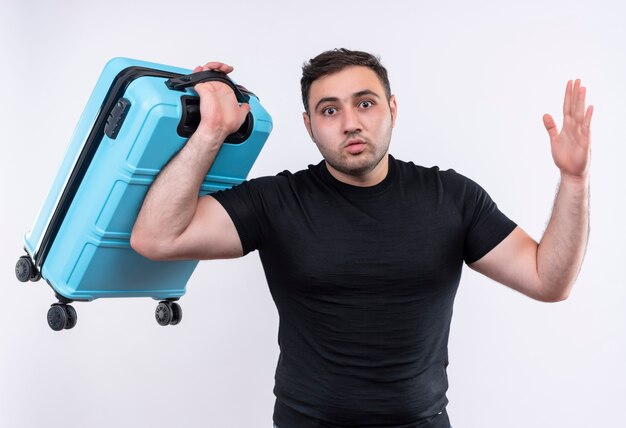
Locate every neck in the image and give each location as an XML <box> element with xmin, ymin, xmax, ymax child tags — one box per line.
<box><xmin>326</xmin><ymin>154</ymin><xmax>389</xmax><ymax>187</ymax></box>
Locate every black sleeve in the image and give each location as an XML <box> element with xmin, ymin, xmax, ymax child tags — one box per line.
<box><xmin>211</xmin><ymin>176</ymin><xmax>279</xmax><ymax>255</ymax></box>
<box><xmin>443</xmin><ymin>170</ymin><xmax>517</xmax><ymax>264</ymax></box>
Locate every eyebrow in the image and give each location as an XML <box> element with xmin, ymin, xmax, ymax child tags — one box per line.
<box><xmin>314</xmin><ymin>89</ymin><xmax>382</xmax><ymax>112</ymax></box>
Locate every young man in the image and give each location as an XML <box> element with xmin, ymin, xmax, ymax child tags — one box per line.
<box><xmin>131</xmin><ymin>49</ymin><xmax>593</xmax><ymax>428</ymax></box>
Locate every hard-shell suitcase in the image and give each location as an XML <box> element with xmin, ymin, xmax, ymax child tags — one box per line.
<box><xmin>14</xmin><ymin>58</ymin><xmax>272</xmax><ymax>331</ymax></box>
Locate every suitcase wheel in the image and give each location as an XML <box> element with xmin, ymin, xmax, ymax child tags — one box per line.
<box><xmin>155</xmin><ymin>301</ymin><xmax>182</xmax><ymax>326</ymax></box>
<box><xmin>64</xmin><ymin>305</ymin><xmax>78</xmax><ymax>329</ymax></box>
<box><xmin>170</xmin><ymin>302</ymin><xmax>182</xmax><ymax>326</ymax></box>
<box><xmin>47</xmin><ymin>303</ymin><xmax>77</xmax><ymax>331</ymax></box>
<box><xmin>15</xmin><ymin>256</ymin><xmax>40</xmax><ymax>283</ymax></box>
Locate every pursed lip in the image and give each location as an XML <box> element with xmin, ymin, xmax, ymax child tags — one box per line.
<box><xmin>345</xmin><ymin>138</ymin><xmax>366</xmax><ymax>147</ymax></box>
<box><xmin>344</xmin><ymin>138</ymin><xmax>367</xmax><ymax>154</ymax></box>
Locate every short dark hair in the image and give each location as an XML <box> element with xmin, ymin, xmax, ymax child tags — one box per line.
<box><xmin>301</xmin><ymin>48</ymin><xmax>391</xmax><ymax>114</ymax></box>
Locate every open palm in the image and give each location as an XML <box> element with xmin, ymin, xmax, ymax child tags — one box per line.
<box><xmin>543</xmin><ymin>79</ymin><xmax>594</xmax><ymax>179</ymax></box>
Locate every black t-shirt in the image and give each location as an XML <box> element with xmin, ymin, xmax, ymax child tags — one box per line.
<box><xmin>212</xmin><ymin>155</ymin><xmax>517</xmax><ymax>427</ymax></box>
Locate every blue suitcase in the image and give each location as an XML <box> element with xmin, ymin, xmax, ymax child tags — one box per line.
<box><xmin>14</xmin><ymin>58</ymin><xmax>272</xmax><ymax>331</ymax></box>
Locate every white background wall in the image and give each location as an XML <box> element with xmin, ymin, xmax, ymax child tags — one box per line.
<box><xmin>1</xmin><ymin>1</ymin><xmax>624</xmax><ymax>427</ymax></box>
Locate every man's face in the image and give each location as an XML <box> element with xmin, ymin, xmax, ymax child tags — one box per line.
<box><xmin>303</xmin><ymin>66</ymin><xmax>397</xmax><ymax>181</ymax></box>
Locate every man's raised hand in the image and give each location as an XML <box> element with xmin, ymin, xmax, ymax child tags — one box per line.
<box><xmin>542</xmin><ymin>79</ymin><xmax>594</xmax><ymax>180</ymax></box>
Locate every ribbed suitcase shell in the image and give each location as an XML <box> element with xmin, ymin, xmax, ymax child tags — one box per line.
<box><xmin>23</xmin><ymin>58</ymin><xmax>272</xmax><ymax>302</ymax></box>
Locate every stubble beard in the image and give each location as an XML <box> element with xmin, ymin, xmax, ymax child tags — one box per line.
<box><xmin>324</xmin><ymin>145</ymin><xmax>387</xmax><ymax>177</ymax></box>
<box><xmin>316</xmin><ymin>129</ymin><xmax>392</xmax><ymax>178</ymax></box>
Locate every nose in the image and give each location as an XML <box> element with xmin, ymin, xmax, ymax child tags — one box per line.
<box><xmin>343</xmin><ymin>107</ymin><xmax>362</xmax><ymax>135</ymax></box>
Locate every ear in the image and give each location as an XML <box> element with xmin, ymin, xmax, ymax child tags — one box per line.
<box><xmin>389</xmin><ymin>95</ymin><xmax>398</xmax><ymax>128</ymax></box>
<box><xmin>302</xmin><ymin>111</ymin><xmax>315</xmax><ymax>141</ymax></box>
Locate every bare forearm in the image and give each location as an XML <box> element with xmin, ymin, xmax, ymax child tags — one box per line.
<box><xmin>132</xmin><ymin>132</ymin><xmax>221</xmax><ymax>243</ymax></box>
<box><xmin>537</xmin><ymin>174</ymin><xmax>590</xmax><ymax>301</ymax></box>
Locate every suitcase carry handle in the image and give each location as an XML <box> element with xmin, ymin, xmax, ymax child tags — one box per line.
<box><xmin>164</xmin><ymin>70</ymin><xmax>252</xmax><ymax>103</ymax></box>
<box><xmin>166</xmin><ymin>70</ymin><xmax>257</xmax><ymax>143</ymax></box>
<box><xmin>176</xmin><ymin>94</ymin><xmax>254</xmax><ymax>144</ymax></box>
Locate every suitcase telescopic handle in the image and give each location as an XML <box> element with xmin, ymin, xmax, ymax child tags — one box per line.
<box><xmin>165</xmin><ymin>70</ymin><xmax>252</xmax><ymax>103</ymax></box>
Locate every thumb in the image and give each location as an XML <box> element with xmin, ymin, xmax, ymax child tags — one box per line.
<box><xmin>542</xmin><ymin>113</ymin><xmax>559</xmax><ymax>140</ymax></box>
<box><xmin>235</xmin><ymin>103</ymin><xmax>251</xmax><ymax>128</ymax></box>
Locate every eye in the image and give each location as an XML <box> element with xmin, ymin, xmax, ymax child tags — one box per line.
<box><xmin>359</xmin><ymin>100</ymin><xmax>374</xmax><ymax>109</ymax></box>
<box><xmin>322</xmin><ymin>106</ymin><xmax>337</xmax><ymax>116</ymax></box>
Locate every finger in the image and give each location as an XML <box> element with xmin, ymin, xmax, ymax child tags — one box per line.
<box><xmin>201</xmin><ymin>61</ymin><xmax>227</xmax><ymax>69</ymax></box>
<box><xmin>201</xmin><ymin>62</ymin><xmax>234</xmax><ymax>74</ymax></box>
<box><xmin>203</xmin><ymin>64</ymin><xmax>234</xmax><ymax>74</ymax></box>
<box><xmin>193</xmin><ymin>80</ymin><xmax>231</xmax><ymax>94</ymax></box>
<box><xmin>582</xmin><ymin>105</ymin><xmax>594</xmax><ymax>136</ymax></box>
<box><xmin>193</xmin><ymin>66</ymin><xmax>202</xmax><ymax>73</ymax></box>
<box><xmin>563</xmin><ymin>80</ymin><xmax>573</xmax><ymax>118</ymax></box>
<box><xmin>571</xmin><ymin>79</ymin><xmax>581</xmax><ymax>118</ymax></box>
<box><xmin>543</xmin><ymin>113</ymin><xmax>559</xmax><ymax>139</ymax></box>
<box><xmin>575</xmin><ymin>85</ymin><xmax>586</xmax><ymax>123</ymax></box>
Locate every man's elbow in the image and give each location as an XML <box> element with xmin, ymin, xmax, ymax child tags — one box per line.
<box><xmin>536</xmin><ymin>280</ymin><xmax>572</xmax><ymax>303</ymax></box>
<box><xmin>541</xmin><ymin>292</ymin><xmax>570</xmax><ymax>303</ymax></box>
<box><xmin>130</xmin><ymin>229</ymin><xmax>172</xmax><ymax>261</ymax></box>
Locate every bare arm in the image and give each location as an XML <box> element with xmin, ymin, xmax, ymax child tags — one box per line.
<box><xmin>130</xmin><ymin>62</ymin><xmax>250</xmax><ymax>260</ymax></box>
<box><xmin>469</xmin><ymin>79</ymin><xmax>593</xmax><ymax>302</ymax></box>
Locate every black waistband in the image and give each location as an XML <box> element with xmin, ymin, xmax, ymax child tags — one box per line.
<box><xmin>273</xmin><ymin>398</ymin><xmax>451</xmax><ymax>428</ymax></box>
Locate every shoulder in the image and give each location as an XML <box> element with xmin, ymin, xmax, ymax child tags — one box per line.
<box><xmin>273</xmin><ymin>160</ymin><xmax>327</xmax><ymax>191</ymax></box>
<box><xmin>278</xmin><ymin>160</ymin><xmax>325</xmax><ymax>181</ymax></box>
<box><xmin>222</xmin><ymin>161</ymin><xmax>324</xmax><ymax>196</ymax></box>
<box><xmin>391</xmin><ymin>156</ymin><xmax>473</xmax><ymax>189</ymax></box>
<box><xmin>390</xmin><ymin>157</ymin><xmax>491</xmax><ymax>211</ymax></box>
